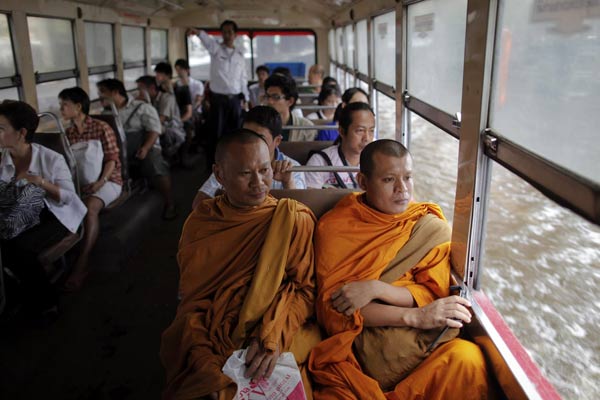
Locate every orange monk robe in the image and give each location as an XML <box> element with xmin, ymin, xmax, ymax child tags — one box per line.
<box><xmin>309</xmin><ymin>193</ymin><xmax>489</xmax><ymax>400</ymax></box>
<box><xmin>160</xmin><ymin>195</ymin><xmax>316</xmax><ymax>400</ymax></box>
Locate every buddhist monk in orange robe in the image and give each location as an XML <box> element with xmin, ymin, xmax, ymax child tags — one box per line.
<box><xmin>160</xmin><ymin>129</ymin><xmax>319</xmax><ymax>400</ymax></box>
<box><xmin>309</xmin><ymin>139</ymin><xmax>491</xmax><ymax>400</ymax></box>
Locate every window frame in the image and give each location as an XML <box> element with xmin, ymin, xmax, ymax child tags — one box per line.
<box><xmin>26</xmin><ymin>15</ymin><xmax>79</xmax><ymax>85</ymax></box>
<box><xmin>0</xmin><ymin>12</ymin><xmax>22</xmax><ymax>94</ymax></box>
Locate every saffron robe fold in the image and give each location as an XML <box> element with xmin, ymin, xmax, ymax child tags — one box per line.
<box><xmin>160</xmin><ymin>195</ymin><xmax>317</xmax><ymax>400</ymax></box>
<box><xmin>308</xmin><ymin>193</ymin><xmax>489</xmax><ymax>399</ymax></box>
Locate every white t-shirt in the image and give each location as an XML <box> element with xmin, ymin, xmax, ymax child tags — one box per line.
<box><xmin>199</xmin><ymin>150</ymin><xmax>306</xmax><ymax>196</ymax></box>
<box><xmin>305</xmin><ymin>145</ymin><xmax>358</xmax><ymax>189</ymax></box>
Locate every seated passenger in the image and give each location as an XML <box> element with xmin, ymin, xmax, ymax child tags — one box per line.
<box><xmin>137</xmin><ymin>74</ymin><xmax>185</xmax><ymax>157</ymax></box>
<box><xmin>306</xmin><ymin>86</ymin><xmax>342</xmax><ymax>141</ymax></box>
<box><xmin>0</xmin><ymin>100</ymin><xmax>86</xmax><ymax>319</ymax></box>
<box><xmin>97</xmin><ymin>78</ymin><xmax>177</xmax><ymax>219</ymax></box>
<box><xmin>248</xmin><ymin>64</ymin><xmax>269</xmax><ymax>109</ymax></box>
<box><xmin>264</xmin><ymin>73</ymin><xmax>317</xmax><ymax>142</ymax></box>
<box><xmin>307</xmin><ymin>64</ymin><xmax>325</xmax><ymax>91</ymax></box>
<box><xmin>156</xmin><ymin>62</ymin><xmax>194</xmax><ymax>143</ymax></box>
<box><xmin>174</xmin><ymin>58</ymin><xmax>204</xmax><ymax>114</ymax></box>
<box><xmin>192</xmin><ymin>105</ymin><xmax>306</xmax><ymax>208</ymax></box>
<box><xmin>320</xmin><ymin>76</ymin><xmax>338</xmax><ymax>91</ymax></box>
<box><xmin>332</xmin><ymin>87</ymin><xmax>370</xmax><ymax>123</ymax></box>
<box><xmin>58</xmin><ymin>87</ymin><xmax>123</xmax><ymax>291</ymax></box>
<box><xmin>309</xmin><ymin>140</ymin><xmax>490</xmax><ymax>399</ymax></box>
<box><xmin>160</xmin><ymin>129</ymin><xmax>319</xmax><ymax>399</ymax></box>
<box><xmin>305</xmin><ymin>102</ymin><xmax>375</xmax><ymax>189</ymax></box>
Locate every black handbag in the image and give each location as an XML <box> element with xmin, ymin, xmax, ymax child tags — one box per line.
<box><xmin>0</xmin><ymin>179</ymin><xmax>46</xmax><ymax>240</ymax></box>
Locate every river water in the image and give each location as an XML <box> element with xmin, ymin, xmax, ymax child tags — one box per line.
<box><xmin>398</xmin><ymin>112</ymin><xmax>600</xmax><ymax>399</ymax></box>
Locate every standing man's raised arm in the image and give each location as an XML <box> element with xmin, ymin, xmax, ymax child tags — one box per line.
<box><xmin>187</xmin><ymin>28</ymin><xmax>219</xmax><ymax>55</ymax></box>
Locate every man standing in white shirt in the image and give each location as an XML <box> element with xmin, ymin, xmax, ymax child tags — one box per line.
<box><xmin>188</xmin><ymin>21</ymin><xmax>249</xmax><ymax>164</ymax></box>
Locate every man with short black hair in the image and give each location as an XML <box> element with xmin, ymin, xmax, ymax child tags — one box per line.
<box><xmin>137</xmin><ymin>75</ymin><xmax>185</xmax><ymax>157</ymax></box>
<box><xmin>187</xmin><ymin>20</ymin><xmax>249</xmax><ymax>141</ymax></box>
<box><xmin>264</xmin><ymin>74</ymin><xmax>316</xmax><ymax>142</ymax></box>
<box><xmin>97</xmin><ymin>78</ymin><xmax>177</xmax><ymax>219</ymax></box>
<box><xmin>248</xmin><ymin>65</ymin><xmax>269</xmax><ymax>109</ymax></box>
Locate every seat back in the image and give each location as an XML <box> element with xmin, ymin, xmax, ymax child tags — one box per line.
<box><xmin>270</xmin><ymin>188</ymin><xmax>356</xmax><ymax>219</ymax></box>
<box><xmin>91</xmin><ymin>112</ymin><xmax>130</xmax><ymax>190</ymax></box>
<box><xmin>32</xmin><ymin>113</ymin><xmax>83</xmax><ymax>266</ymax></box>
<box><xmin>278</xmin><ymin>141</ymin><xmax>334</xmax><ymax>165</ymax></box>
<box><xmin>34</xmin><ymin>112</ymin><xmax>80</xmax><ymax>195</ymax></box>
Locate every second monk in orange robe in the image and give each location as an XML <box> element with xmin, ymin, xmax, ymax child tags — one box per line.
<box><xmin>309</xmin><ymin>139</ymin><xmax>490</xmax><ymax>400</ymax></box>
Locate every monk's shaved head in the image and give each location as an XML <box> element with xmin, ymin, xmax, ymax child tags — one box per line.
<box><xmin>214</xmin><ymin>128</ymin><xmax>269</xmax><ymax>164</ymax></box>
<box><xmin>360</xmin><ymin>139</ymin><xmax>410</xmax><ymax>177</ymax></box>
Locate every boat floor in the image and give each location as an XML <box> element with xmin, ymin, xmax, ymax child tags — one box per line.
<box><xmin>0</xmin><ymin>161</ymin><xmax>209</xmax><ymax>400</ymax></box>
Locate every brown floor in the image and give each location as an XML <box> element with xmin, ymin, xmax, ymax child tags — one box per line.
<box><xmin>0</xmin><ymin>161</ymin><xmax>208</xmax><ymax>400</ymax></box>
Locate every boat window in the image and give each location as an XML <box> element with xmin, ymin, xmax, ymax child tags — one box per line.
<box><xmin>345</xmin><ymin>70</ymin><xmax>353</xmax><ymax>91</ymax></box>
<box><xmin>336</xmin><ymin>27</ymin><xmax>344</xmax><ymax>65</ymax></box>
<box><xmin>375</xmin><ymin>90</ymin><xmax>396</xmax><ymax>141</ymax></box>
<box><xmin>344</xmin><ymin>24</ymin><xmax>354</xmax><ymax>69</ymax></box>
<box><xmin>85</xmin><ymin>22</ymin><xmax>115</xmax><ymax>101</ymax></box>
<box><xmin>121</xmin><ymin>26</ymin><xmax>145</xmax><ymax>66</ymax></box>
<box><xmin>356</xmin><ymin>20</ymin><xmax>368</xmax><ymax>75</ymax></box>
<box><xmin>489</xmin><ymin>0</ymin><xmax>600</xmax><ymax>185</ymax></box>
<box><xmin>408</xmin><ymin>112</ymin><xmax>458</xmax><ymax>223</ymax></box>
<box><xmin>151</xmin><ymin>29</ymin><xmax>168</xmax><ymax>65</ymax></box>
<box><xmin>0</xmin><ymin>13</ymin><xmax>19</xmax><ymax>100</ymax></box>
<box><xmin>0</xmin><ymin>14</ymin><xmax>16</xmax><ymax>79</ymax></box>
<box><xmin>328</xmin><ymin>29</ymin><xmax>335</xmax><ymax>62</ymax></box>
<box><xmin>27</xmin><ymin>16</ymin><xmax>77</xmax><ymax>112</ymax></box>
<box><xmin>480</xmin><ymin>162</ymin><xmax>600</xmax><ymax>399</ymax></box>
<box><xmin>0</xmin><ymin>86</ymin><xmax>19</xmax><ymax>101</ymax></box>
<box><xmin>406</xmin><ymin>0</ymin><xmax>467</xmax><ymax>115</ymax></box>
<box><xmin>358</xmin><ymin>79</ymin><xmax>369</xmax><ymax>95</ymax></box>
<box><xmin>373</xmin><ymin>11</ymin><xmax>396</xmax><ymax>88</ymax></box>
<box><xmin>123</xmin><ymin>66</ymin><xmax>146</xmax><ymax>91</ymax></box>
<box><xmin>27</xmin><ymin>16</ymin><xmax>77</xmax><ymax>74</ymax></box>
<box><xmin>85</xmin><ymin>22</ymin><xmax>114</xmax><ymax>69</ymax></box>
<box><xmin>252</xmin><ymin>31</ymin><xmax>315</xmax><ymax>79</ymax></box>
<box><xmin>36</xmin><ymin>77</ymin><xmax>77</xmax><ymax>114</ymax></box>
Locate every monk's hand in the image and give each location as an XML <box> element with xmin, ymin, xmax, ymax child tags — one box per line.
<box><xmin>331</xmin><ymin>281</ymin><xmax>377</xmax><ymax>316</ymax></box>
<box><xmin>409</xmin><ymin>295</ymin><xmax>472</xmax><ymax>329</ymax></box>
<box><xmin>272</xmin><ymin>159</ymin><xmax>294</xmax><ymax>188</ymax></box>
<box><xmin>244</xmin><ymin>338</ymin><xmax>281</xmax><ymax>382</ymax></box>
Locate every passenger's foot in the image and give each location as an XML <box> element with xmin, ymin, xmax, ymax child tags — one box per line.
<box><xmin>162</xmin><ymin>205</ymin><xmax>178</xmax><ymax>220</ymax></box>
<box><xmin>62</xmin><ymin>270</ymin><xmax>89</xmax><ymax>293</ymax></box>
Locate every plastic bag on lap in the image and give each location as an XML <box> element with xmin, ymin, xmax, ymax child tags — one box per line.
<box><xmin>222</xmin><ymin>349</ymin><xmax>306</xmax><ymax>400</ymax></box>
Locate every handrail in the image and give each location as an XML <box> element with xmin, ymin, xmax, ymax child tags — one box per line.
<box><xmin>290</xmin><ymin>166</ymin><xmax>359</xmax><ymax>173</ymax></box>
<box><xmin>36</xmin><ymin>112</ymin><xmax>81</xmax><ymax>196</ymax></box>
<box><xmin>296</xmin><ymin>105</ymin><xmax>337</xmax><ymax>110</ymax></box>
<box><xmin>282</xmin><ymin>125</ymin><xmax>338</xmax><ymax>130</ymax></box>
<box><xmin>298</xmin><ymin>93</ymin><xmax>319</xmax><ymax>98</ymax></box>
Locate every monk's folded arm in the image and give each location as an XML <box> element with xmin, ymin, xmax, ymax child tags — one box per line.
<box><xmin>403</xmin><ymin>243</ymin><xmax>454</xmax><ymax>306</ymax></box>
<box><xmin>373</xmin><ymin>281</ymin><xmax>416</xmax><ymax>308</ymax></box>
<box><xmin>360</xmin><ymin>302</ymin><xmax>417</xmax><ymax>328</ymax></box>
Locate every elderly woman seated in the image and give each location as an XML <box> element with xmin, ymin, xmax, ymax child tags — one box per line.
<box><xmin>0</xmin><ymin>100</ymin><xmax>86</xmax><ymax>321</ymax></box>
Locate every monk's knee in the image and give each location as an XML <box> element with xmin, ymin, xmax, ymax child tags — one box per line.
<box><xmin>444</xmin><ymin>339</ymin><xmax>487</xmax><ymax>375</ymax></box>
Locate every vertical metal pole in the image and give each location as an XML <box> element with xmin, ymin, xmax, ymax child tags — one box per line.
<box><xmin>451</xmin><ymin>0</ymin><xmax>495</xmax><ymax>285</ymax></box>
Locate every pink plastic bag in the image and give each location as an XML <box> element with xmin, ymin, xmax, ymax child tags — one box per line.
<box><xmin>222</xmin><ymin>349</ymin><xmax>306</xmax><ymax>400</ymax></box>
